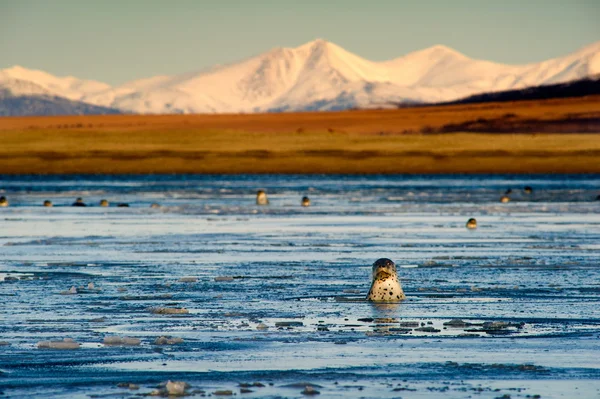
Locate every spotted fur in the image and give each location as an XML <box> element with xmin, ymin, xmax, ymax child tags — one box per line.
<box><xmin>366</xmin><ymin>258</ymin><xmax>405</xmax><ymax>302</ymax></box>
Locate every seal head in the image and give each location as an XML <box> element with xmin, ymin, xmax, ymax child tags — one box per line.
<box><xmin>256</xmin><ymin>190</ymin><xmax>269</xmax><ymax>205</ymax></box>
<box><xmin>0</xmin><ymin>196</ymin><xmax>8</xmax><ymax>207</ymax></box>
<box><xmin>366</xmin><ymin>258</ymin><xmax>405</xmax><ymax>302</ymax></box>
<box><xmin>301</xmin><ymin>196</ymin><xmax>311</xmax><ymax>207</ymax></box>
<box><xmin>466</xmin><ymin>218</ymin><xmax>477</xmax><ymax>229</ymax></box>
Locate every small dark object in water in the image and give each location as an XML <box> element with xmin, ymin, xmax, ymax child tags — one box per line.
<box><xmin>43</xmin><ymin>200</ymin><xmax>53</xmax><ymax>207</ymax></box>
<box><xmin>466</xmin><ymin>218</ymin><xmax>477</xmax><ymax>229</ymax></box>
<box><xmin>301</xmin><ymin>196</ymin><xmax>311</xmax><ymax>207</ymax></box>
<box><xmin>117</xmin><ymin>203</ymin><xmax>130</xmax><ymax>207</ymax></box>
<box><xmin>596</xmin><ymin>194</ymin><xmax>600</xmax><ymax>201</ymax></box>
<box><xmin>505</xmin><ymin>188</ymin><xmax>512</xmax><ymax>195</ymax></box>
<box><xmin>500</xmin><ymin>195</ymin><xmax>510</xmax><ymax>203</ymax></box>
<box><xmin>524</xmin><ymin>186</ymin><xmax>533</xmax><ymax>194</ymax></box>
<box><xmin>0</xmin><ymin>196</ymin><xmax>8</xmax><ymax>207</ymax></box>
<box><xmin>99</xmin><ymin>199</ymin><xmax>109</xmax><ymax>207</ymax></box>
<box><xmin>72</xmin><ymin>198</ymin><xmax>86</xmax><ymax>207</ymax></box>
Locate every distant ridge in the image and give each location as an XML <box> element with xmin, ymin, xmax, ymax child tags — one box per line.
<box><xmin>444</xmin><ymin>76</ymin><xmax>600</xmax><ymax>105</ymax></box>
<box><xmin>0</xmin><ymin>89</ymin><xmax>122</xmax><ymax>116</ymax></box>
<box><xmin>1</xmin><ymin>39</ymin><xmax>599</xmax><ymax>115</ymax></box>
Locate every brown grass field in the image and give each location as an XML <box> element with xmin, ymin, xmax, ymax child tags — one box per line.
<box><xmin>1</xmin><ymin>96</ymin><xmax>599</xmax><ymax>174</ymax></box>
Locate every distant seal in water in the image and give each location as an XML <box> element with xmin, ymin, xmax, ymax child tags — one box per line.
<box><xmin>505</xmin><ymin>188</ymin><xmax>512</xmax><ymax>195</ymax></box>
<box><xmin>301</xmin><ymin>196</ymin><xmax>311</xmax><ymax>207</ymax></box>
<box><xmin>72</xmin><ymin>197</ymin><xmax>86</xmax><ymax>207</ymax></box>
<box><xmin>99</xmin><ymin>199</ymin><xmax>109</xmax><ymax>207</ymax></box>
<box><xmin>524</xmin><ymin>186</ymin><xmax>533</xmax><ymax>194</ymax></box>
<box><xmin>256</xmin><ymin>190</ymin><xmax>269</xmax><ymax>205</ymax></box>
<box><xmin>500</xmin><ymin>195</ymin><xmax>510</xmax><ymax>203</ymax></box>
<box><xmin>43</xmin><ymin>200</ymin><xmax>53</xmax><ymax>207</ymax></box>
<box><xmin>366</xmin><ymin>258</ymin><xmax>405</xmax><ymax>302</ymax></box>
<box><xmin>117</xmin><ymin>203</ymin><xmax>129</xmax><ymax>207</ymax></box>
<box><xmin>0</xmin><ymin>196</ymin><xmax>8</xmax><ymax>207</ymax></box>
<box><xmin>466</xmin><ymin>218</ymin><xmax>477</xmax><ymax>229</ymax></box>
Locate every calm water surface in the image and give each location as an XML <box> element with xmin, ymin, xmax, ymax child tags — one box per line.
<box><xmin>1</xmin><ymin>175</ymin><xmax>599</xmax><ymax>398</ymax></box>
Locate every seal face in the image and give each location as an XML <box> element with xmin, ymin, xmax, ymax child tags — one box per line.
<box><xmin>43</xmin><ymin>200</ymin><xmax>53</xmax><ymax>207</ymax></box>
<box><xmin>500</xmin><ymin>195</ymin><xmax>510</xmax><ymax>203</ymax></box>
<box><xmin>466</xmin><ymin>218</ymin><xmax>477</xmax><ymax>229</ymax></box>
<box><xmin>0</xmin><ymin>196</ymin><xmax>8</xmax><ymax>207</ymax></box>
<box><xmin>301</xmin><ymin>196</ymin><xmax>311</xmax><ymax>207</ymax></box>
<box><xmin>366</xmin><ymin>258</ymin><xmax>405</xmax><ymax>302</ymax></box>
<box><xmin>99</xmin><ymin>199</ymin><xmax>109</xmax><ymax>207</ymax></box>
<box><xmin>256</xmin><ymin>190</ymin><xmax>269</xmax><ymax>205</ymax></box>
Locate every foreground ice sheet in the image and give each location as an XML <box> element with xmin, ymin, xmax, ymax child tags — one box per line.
<box><xmin>1</xmin><ymin>174</ymin><xmax>599</xmax><ymax>398</ymax></box>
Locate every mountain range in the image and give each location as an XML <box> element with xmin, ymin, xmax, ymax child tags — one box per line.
<box><xmin>1</xmin><ymin>39</ymin><xmax>599</xmax><ymax>115</ymax></box>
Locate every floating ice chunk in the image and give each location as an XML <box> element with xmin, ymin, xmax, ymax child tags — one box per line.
<box><xmin>256</xmin><ymin>323</ymin><xmax>268</xmax><ymax>330</ymax></box>
<box><xmin>60</xmin><ymin>286</ymin><xmax>77</xmax><ymax>295</ymax></box>
<box><xmin>117</xmin><ymin>382</ymin><xmax>140</xmax><ymax>390</ymax></box>
<box><xmin>103</xmin><ymin>336</ymin><xmax>141</xmax><ymax>346</ymax></box>
<box><xmin>214</xmin><ymin>276</ymin><xmax>234</xmax><ymax>282</ymax></box>
<box><xmin>154</xmin><ymin>336</ymin><xmax>184</xmax><ymax>345</ymax></box>
<box><xmin>150</xmin><ymin>380</ymin><xmax>190</xmax><ymax>396</ymax></box>
<box><xmin>37</xmin><ymin>338</ymin><xmax>80</xmax><ymax>350</ymax></box>
<box><xmin>151</xmin><ymin>307</ymin><xmax>189</xmax><ymax>314</ymax></box>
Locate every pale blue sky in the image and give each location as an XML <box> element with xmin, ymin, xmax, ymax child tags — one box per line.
<box><xmin>1</xmin><ymin>0</ymin><xmax>598</xmax><ymax>85</ymax></box>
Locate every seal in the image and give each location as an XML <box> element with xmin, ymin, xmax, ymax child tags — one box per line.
<box><xmin>524</xmin><ymin>186</ymin><xmax>533</xmax><ymax>194</ymax></box>
<box><xmin>72</xmin><ymin>197</ymin><xmax>87</xmax><ymax>207</ymax></box>
<box><xmin>466</xmin><ymin>218</ymin><xmax>477</xmax><ymax>229</ymax></box>
<box><xmin>256</xmin><ymin>190</ymin><xmax>269</xmax><ymax>205</ymax></box>
<box><xmin>366</xmin><ymin>258</ymin><xmax>405</xmax><ymax>302</ymax></box>
<box><xmin>0</xmin><ymin>196</ymin><xmax>8</xmax><ymax>207</ymax></box>
<box><xmin>43</xmin><ymin>200</ymin><xmax>53</xmax><ymax>207</ymax></box>
<box><xmin>99</xmin><ymin>199</ymin><xmax>109</xmax><ymax>207</ymax></box>
<box><xmin>500</xmin><ymin>195</ymin><xmax>510</xmax><ymax>203</ymax></box>
<box><xmin>301</xmin><ymin>196</ymin><xmax>311</xmax><ymax>207</ymax></box>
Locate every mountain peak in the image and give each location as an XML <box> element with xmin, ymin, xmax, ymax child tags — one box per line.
<box><xmin>412</xmin><ymin>44</ymin><xmax>468</xmax><ymax>60</ymax></box>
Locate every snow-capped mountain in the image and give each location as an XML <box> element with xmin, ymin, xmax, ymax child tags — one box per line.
<box><xmin>1</xmin><ymin>39</ymin><xmax>599</xmax><ymax>114</ymax></box>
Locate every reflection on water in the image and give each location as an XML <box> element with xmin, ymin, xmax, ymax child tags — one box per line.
<box><xmin>0</xmin><ymin>174</ymin><xmax>599</xmax><ymax>398</ymax></box>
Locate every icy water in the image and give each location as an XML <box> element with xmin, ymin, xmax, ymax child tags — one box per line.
<box><xmin>1</xmin><ymin>174</ymin><xmax>599</xmax><ymax>399</ymax></box>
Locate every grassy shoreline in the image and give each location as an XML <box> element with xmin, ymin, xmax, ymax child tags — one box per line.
<box><xmin>1</xmin><ymin>96</ymin><xmax>599</xmax><ymax>174</ymax></box>
<box><xmin>1</xmin><ymin>130</ymin><xmax>599</xmax><ymax>174</ymax></box>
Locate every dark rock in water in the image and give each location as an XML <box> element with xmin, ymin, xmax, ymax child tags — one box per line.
<box><xmin>415</xmin><ymin>326</ymin><xmax>441</xmax><ymax>333</ymax></box>
<box><xmin>213</xmin><ymin>390</ymin><xmax>233</xmax><ymax>396</ymax></box>
<box><xmin>117</xmin><ymin>203</ymin><xmax>130</xmax><ymax>207</ymax></box>
<box><xmin>275</xmin><ymin>321</ymin><xmax>303</xmax><ymax>327</ymax></box>
<box><xmin>444</xmin><ymin>319</ymin><xmax>470</xmax><ymax>328</ymax></box>
<box><xmin>301</xmin><ymin>386</ymin><xmax>320</xmax><ymax>395</ymax></box>
<box><xmin>72</xmin><ymin>198</ymin><xmax>86</xmax><ymax>207</ymax></box>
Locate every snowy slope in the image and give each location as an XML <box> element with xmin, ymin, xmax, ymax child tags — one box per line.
<box><xmin>1</xmin><ymin>39</ymin><xmax>599</xmax><ymax>114</ymax></box>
